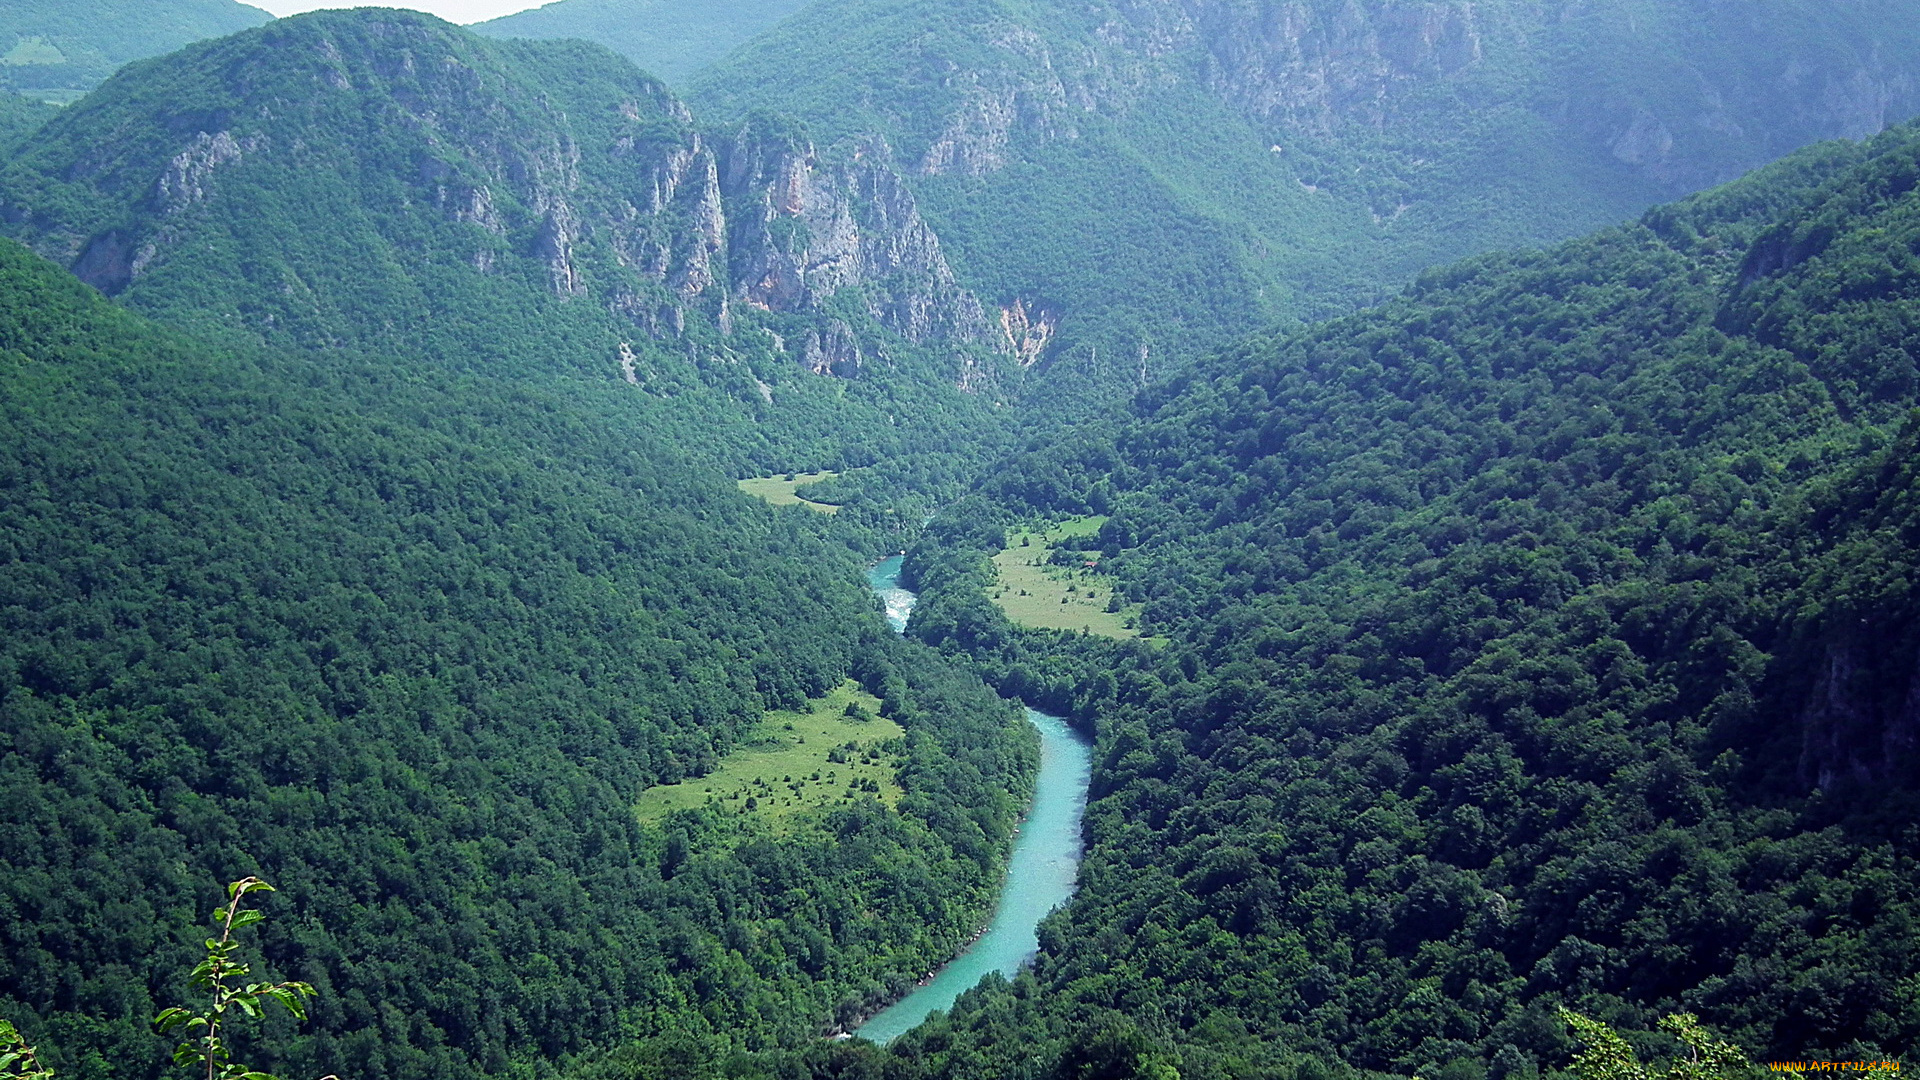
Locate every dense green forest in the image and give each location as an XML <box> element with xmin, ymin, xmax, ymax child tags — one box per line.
<box><xmin>0</xmin><ymin>236</ymin><xmax>1034</xmax><ymax>1080</ymax></box>
<box><xmin>0</xmin><ymin>92</ymin><xmax>52</xmax><ymax>152</ymax></box>
<box><xmin>882</xmin><ymin>123</ymin><xmax>1920</xmax><ymax>1078</ymax></box>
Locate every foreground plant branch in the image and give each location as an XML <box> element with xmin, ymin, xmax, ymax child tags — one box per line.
<box><xmin>4</xmin><ymin>876</ymin><xmax>329</xmax><ymax>1080</ymax></box>
<box><xmin>0</xmin><ymin>1020</ymin><xmax>54</xmax><ymax>1080</ymax></box>
<box><xmin>154</xmin><ymin>877</ymin><xmax>320</xmax><ymax>1080</ymax></box>
<box><xmin>1563</xmin><ymin>1008</ymin><xmax>1758</xmax><ymax>1080</ymax></box>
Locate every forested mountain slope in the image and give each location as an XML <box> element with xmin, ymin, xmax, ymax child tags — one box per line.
<box><xmin>0</xmin><ymin>91</ymin><xmax>53</xmax><ymax>149</ymax></box>
<box><xmin>889</xmin><ymin>124</ymin><xmax>1920</xmax><ymax>1078</ymax></box>
<box><xmin>693</xmin><ymin>0</ymin><xmax>1920</xmax><ymax>414</ymax></box>
<box><xmin>473</xmin><ymin>0</ymin><xmax>814</xmax><ymax>87</ymax></box>
<box><xmin>9</xmin><ymin>8</ymin><xmax>1920</xmax><ymax>1080</ymax></box>
<box><xmin>0</xmin><ymin>10</ymin><xmax>1016</xmax><ymax>494</ymax></box>
<box><xmin>0</xmin><ymin>234</ymin><xmax>1035</xmax><ymax>1080</ymax></box>
<box><xmin>0</xmin><ymin>0</ymin><xmax>269</xmax><ymax>103</ymax></box>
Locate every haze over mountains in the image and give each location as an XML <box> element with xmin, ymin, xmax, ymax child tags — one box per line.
<box><xmin>0</xmin><ymin>0</ymin><xmax>270</xmax><ymax>102</ymax></box>
<box><xmin>471</xmin><ymin>0</ymin><xmax>813</xmax><ymax>86</ymax></box>
<box><xmin>2</xmin><ymin>3</ymin><xmax>1919</xmax><ymax>1080</ymax></box>
<box><xmin>691</xmin><ymin>0</ymin><xmax>1920</xmax><ymax>410</ymax></box>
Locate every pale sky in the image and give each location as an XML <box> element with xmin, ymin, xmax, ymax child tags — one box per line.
<box><xmin>248</xmin><ymin>0</ymin><xmax>548</xmax><ymax>25</ymax></box>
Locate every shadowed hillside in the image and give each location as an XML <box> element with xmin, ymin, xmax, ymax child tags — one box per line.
<box><xmin>888</xmin><ymin>122</ymin><xmax>1920</xmax><ymax>1078</ymax></box>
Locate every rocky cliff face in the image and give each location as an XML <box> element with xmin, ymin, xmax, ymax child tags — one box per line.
<box><xmin>720</xmin><ymin>125</ymin><xmax>993</xmax><ymax>345</ymax></box>
<box><xmin>599</xmin><ymin>116</ymin><xmax>996</xmax><ymax>369</ymax></box>
<box><xmin>706</xmin><ymin>0</ymin><xmax>1920</xmax><ymax>194</ymax></box>
<box><xmin>1173</xmin><ymin>0</ymin><xmax>1911</xmax><ymax>191</ymax></box>
<box><xmin>1796</xmin><ymin>640</ymin><xmax>1920</xmax><ymax>788</ymax></box>
<box><xmin>1184</xmin><ymin>0</ymin><xmax>1483</xmax><ymax>133</ymax></box>
<box><xmin>904</xmin><ymin>0</ymin><xmax>1485</xmax><ymax>169</ymax></box>
<box><xmin>688</xmin><ymin>0</ymin><xmax>1920</xmax><ymax>402</ymax></box>
<box><xmin>1188</xmin><ymin>0</ymin><xmax>1912</xmax><ymax>191</ymax></box>
<box><xmin>0</xmin><ymin>10</ymin><xmax>1000</xmax><ymax>383</ymax></box>
<box><xmin>998</xmin><ymin>298</ymin><xmax>1056</xmax><ymax>367</ymax></box>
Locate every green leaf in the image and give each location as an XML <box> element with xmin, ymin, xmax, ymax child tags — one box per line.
<box><xmin>263</xmin><ymin>987</ymin><xmax>309</xmax><ymax>1020</ymax></box>
<box><xmin>227</xmin><ymin>879</ymin><xmax>273</xmax><ymax>900</ymax></box>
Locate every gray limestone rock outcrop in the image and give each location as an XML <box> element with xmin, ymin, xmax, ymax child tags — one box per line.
<box><xmin>0</xmin><ymin>9</ymin><xmax>1003</xmax><ymax>382</ymax></box>
<box><xmin>801</xmin><ymin>319</ymin><xmax>864</xmax><ymax>378</ymax></box>
<box><xmin>597</xmin><ymin>119</ymin><xmax>996</xmax><ymax>374</ymax></box>
<box><xmin>1795</xmin><ymin>640</ymin><xmax>1920</xmax><ymax>788</ymax></box>
<box><xmin>708</xmin><ymin>0</ymin><xmax>1920</xmax><ymax>197</ymax></box>
<box><xmin>719</xmin><ymin>124</ymin><xmax>993</xmax><ymax>349</ymax></box>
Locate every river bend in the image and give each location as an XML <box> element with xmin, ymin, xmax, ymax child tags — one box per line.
<box><xmin>853</xmin><ymin>557</ymin><xmax>1092</xmax><ymax>1044</ymax></box>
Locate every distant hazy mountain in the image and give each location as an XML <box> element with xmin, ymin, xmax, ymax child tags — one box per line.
<box><xmin>471</xmin><ymin>0</ymin><xmax>814</xmax><ymax>85</ymax></box>
<box><xmin>0</xmin><ymin>0</ymin><xmax>270</xmax><ymax>102</ymax></box>
<box><xmin>692</xmin><ymin>0</ymin><xmax>1920</xmax><ymax>413</ymax></box>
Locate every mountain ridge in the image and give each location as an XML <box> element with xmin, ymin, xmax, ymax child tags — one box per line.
<box><xmin>0</xmin><ymin>10</ymin><xmax>1020</xmax><ymax>492</ymax></box>
<box><xmin>0</xmin><ymin>217</ymin><xmax>1035</xmax><ymax>1080</ymax></box>
<box><xmin>691</xmin><ymin>0</ymin><xmax>1920</xmax><ymax>414</ymax></box>
<box><xmin>887</xmin><ymin>121</ymin><xmax>1920</xmax><ymax>1077</ymax></box>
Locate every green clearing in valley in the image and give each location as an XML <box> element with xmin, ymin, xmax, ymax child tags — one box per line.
<box><xmin>635</xmin><ymin>680</ymin><xmax>904</xmax><ymax>825</ymax></box>
<box><xmin>990</xmin><ymin>517</ymin><xmax>1142</xmax><ymax>639</ymax></box>
<box><xmin>736</xmin><ymin>471</ymin><xmax>840</xmax><ymax>513</ymax></box>
<box><xmin>2</xmin><ymin>37</ymin><xmax>65</xmax><ymax>66</ymax></box>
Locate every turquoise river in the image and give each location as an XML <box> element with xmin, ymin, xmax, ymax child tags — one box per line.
<box><xmin>854</xmin><ymin>557</ymin><xmax>1093</xmax><ymax>1044</ymax></box>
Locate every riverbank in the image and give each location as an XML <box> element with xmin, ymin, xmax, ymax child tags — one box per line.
<box><xmin>850</xmin><ymin>706</ymin><xmax>1090</xmax><ymax>1042</ymax></box>
<box><xmin>855</xmin><ymin>548</ymin><xmax>1091</xmax><ymax>1044</ymax></box>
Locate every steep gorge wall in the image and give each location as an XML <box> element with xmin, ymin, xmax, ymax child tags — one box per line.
<box><xmin>0</xmin><ymin>11</ymin><xmax>1003</xmax><ymax>385</ymax></box>
<box><xmin>865</xmin><ymin>0</ymin><xmax>1920</xmax><ymax>192</ymax></box>
<box><xmin>692</xmin><ymin>0</ymin><xmax>1920</xmax><ymax>403</ymax></box>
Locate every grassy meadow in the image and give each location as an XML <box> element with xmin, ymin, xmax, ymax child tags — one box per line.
<box><xmin>990</xmin><ymin>517</ymin><xmax>1141</xmax><ymax>639</ymax></box>
<box><xmin>736</xmin><ymin>470</ymin><xmax>840</xmax><ymax>512</ymax></box>
<box><xmin>635</xmin><ymin>680</ymin><xmax>904</xmax><ymax>824</ymax></box>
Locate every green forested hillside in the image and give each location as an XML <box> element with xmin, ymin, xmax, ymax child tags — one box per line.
<box><xmin>0</xmin><ymin>236</ymin><xmax>1034</xmax><ymax>1080</ymax></box>
<box><xmin>472</xmin><ymin>0</ymin><xmax>814</xmax><ymax>86</ymax></box>
<box><xmin>885</xmin><ymin>124</ymin><xmax>1920</xmax><ymax>1077</ymax></box>
<box><xmin>7</xmin><ymin>7</ymin><xmax>1920</xmax><ymax>1080</ymax></box>
<box><xmin>692</xmin><ymin>0</ymin><xmax>1920</xmax><ymax>416</ymax></box>
<box><xmin>0</xmin><ymin>10</ymin><xmax>1018</xmax><ymax>502</ymax></box>
<box><xmin>0</xmin><ymin>90</ymin><xmax>52</xmax><ymax>148</ymax></box>
<box><xmin>0</xmin><ymin>0</ymin><xmax>269</xmax><ymax>103</ymax></box>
